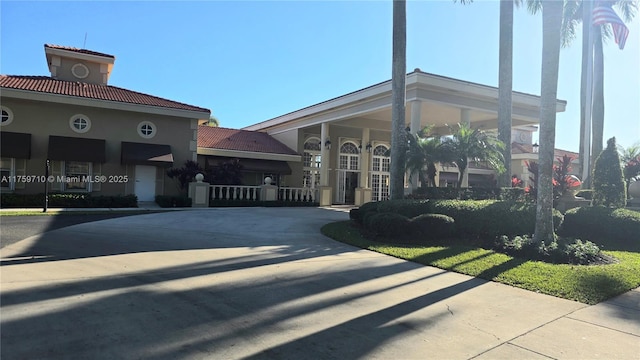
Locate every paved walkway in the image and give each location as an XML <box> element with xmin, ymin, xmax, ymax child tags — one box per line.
<box><xmin>1</xmin><ymin>207</ymin><xmax>638</xmax><ymax>359</ymax></box>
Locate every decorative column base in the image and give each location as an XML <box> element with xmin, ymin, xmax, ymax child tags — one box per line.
<box><xmin>354</xmin><ymin>188</ymin><xmax>372</xmax><ymax>206</ymax></box>
<box><xmin>188</xmin><ymin>174</ymin><xmax>210</xmax><ymax>207</ymax></box>
<box><xmin>319</xmin><ymin>186</ymin><xmax>332</xmax><ymax>206</ymax></box>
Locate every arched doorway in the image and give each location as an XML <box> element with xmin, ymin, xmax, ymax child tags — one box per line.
<box><xmin>336</xmin><ymin>141</ymin><xmax>360</xmax><ymax>204</ymax></box>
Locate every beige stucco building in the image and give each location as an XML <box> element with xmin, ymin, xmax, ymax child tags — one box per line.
<box><xmin>1</xmin><ymin>44</ymin><xmax>210</xmax><ymax>201</ymax></box>
<box><xmin>241</xmin><ymin>69</ymin><xmax>567</xmax><ymax>206</ymax></box>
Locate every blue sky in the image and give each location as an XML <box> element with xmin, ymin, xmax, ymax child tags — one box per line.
<box><xmin>1</xmin><ymin>0</ymin><xmax>638</xmax><ymax>152</ymax></box>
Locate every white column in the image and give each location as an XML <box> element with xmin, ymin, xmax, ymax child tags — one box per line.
<box><xmin>461</xmin><ymin>108</ymin><xmax>470</xmax><ymax>126</ymax></box>
<box><xmin>410</xmin><ymin>100</ymin><xmax>422</xmax><ymax>134</ymax></box>
<box><xmin>360</xmin><ymin>128</ymin><xmax>370</xmax><ymax>188</ymax></box>
<box><xmin>320</xmin><ymin>122</ymin><xmax>329</xmax><ymax>186</ymax></box>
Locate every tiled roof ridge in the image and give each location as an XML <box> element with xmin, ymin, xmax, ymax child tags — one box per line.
<box><xmin>0</xmin><ymin>75</ymin><xmax>210</xmax><ymax>113</ymax></box>
<box><xmin>44</xmin><ymin>44</ymin><xmax>115</xmax><ymax>59</ymax></box>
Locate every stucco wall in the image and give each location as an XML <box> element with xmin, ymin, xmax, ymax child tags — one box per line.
<box><xmin>1</xmin><ymin>97</ymin><xmax>195</xmax><ymax>197</ymax></box>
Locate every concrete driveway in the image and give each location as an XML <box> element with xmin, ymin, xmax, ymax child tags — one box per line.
<box><xmin>1</xmin><ymin>207</ymin><xmax>637</xmax><ymax>359</ymax></box>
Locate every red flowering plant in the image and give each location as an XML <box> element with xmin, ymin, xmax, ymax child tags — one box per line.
<box><xmin>511</xmin><ymin>175</ymin><xmax>524</xmax><ymax>188</ymax></box>
<box><xmin>525</xmin><ymin>155</ymin><xmax>581</xmax><ymax>202</ymax></box>
<box><xmin>623</xmin><ymin>155</ymin><xmax>640</xmax><ymax>184</ymax></box>
<box><xmin>553</xmin><ymin>155</ymin><xmax>581</xmax><ymax>198</ymax></box>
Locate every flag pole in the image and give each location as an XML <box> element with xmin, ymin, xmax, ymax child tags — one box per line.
<box><xmin>582</xmin><ymin>0</ymin><xmax>594</xmax><ymax>185</ymax></box>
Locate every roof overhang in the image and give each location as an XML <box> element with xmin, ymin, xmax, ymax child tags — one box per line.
<box><xmin>1</xmin><ymin>88</ymin><xmax>210</xmax><ymax>120</ymax></box>
<box><xmin>197</xmin><ymin>147</ymin><xmax>301</xmax><ymax>162</ymax></box>
<box><xmin>244</xmin><ymin>71</ymin><xmax>567</xmax><ymax>135</ymax></box>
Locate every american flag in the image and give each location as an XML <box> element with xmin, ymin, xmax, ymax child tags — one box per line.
<box><xmin>592</xmin><ymin>3</ymin><xmax>630</xmax><ymax>50</ymax></box>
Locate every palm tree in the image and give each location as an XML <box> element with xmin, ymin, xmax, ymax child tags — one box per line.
<box><xmin>442</xmin><ymin>123</ymin><xmax>506</xmax><ymax>188</ymax></box>
<box><xmin>562</xmin><ymin>0</ymin><xmax>638</xmax><ymax>185</ymax></box>
<box><xmin>533</xmin><ymin>0</ymin><xmax>563</xmax><ymax>245</ymax></box>
<box><xmin>390</xmin><ymin>0</ymin><xmax>407</xmax><ymax>200</ymax></box>
<box><xmin>454</xmin><ymin>0</ymin><xmax>520</xmax><ymax>188</ymax></box>
<box><xmin>207</xmin><ymin>115</ymin><xmax>220</xmax><ymax>127</ymax></box>
<box><xmin>405</xmin><ymin>127</ymin><xmax>453</xmax><ymax>188</ymax></box>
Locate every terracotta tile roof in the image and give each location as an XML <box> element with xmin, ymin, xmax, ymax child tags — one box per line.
<box><xmin>0</xmin><ymin>75</ymin><xmax>210</xmax><ymax>113</ymax></box>
<box><xmin>45</xmin><ymin>44</ymin><xmax>115</xmax><ymax>59</ymax></box>
<box><xmin>198</xmin><ymin>126</ymin><xmax>299</xmax><ymax>156</ymax></box>
<box><xmin>511</xmin><ymin>142</ymin><xmax>579</xmax><ymax>161</ymax></box>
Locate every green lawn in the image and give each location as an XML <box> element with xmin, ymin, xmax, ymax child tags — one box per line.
<box><xmin>322</xmin><ymin>221</ymin><xmax>640</xmax><ymax>304</ymax></box>
<box><xmin>0</xmin><ymin>210</ymin><xmax>166</xmax><ymax>216</ymax></box>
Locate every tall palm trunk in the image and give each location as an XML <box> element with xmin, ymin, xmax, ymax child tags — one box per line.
<box><xmin>534</xmin><ymin>0</ymin><xmax>563</xmax><ymax>244</ymax></box>
<box><xmin>579</xmin><ymin>0</ymin><xmax>590</xmax><ymax>186</ymax></box>
<box><xmin>498</xmin><ymin>0</ymin><xmax>514</xmax><ymax>188</ymax></box>
<box><xmin>592</xmin><ymin>29</ymin><xmax>605</xmax><ymax>173</ymax></box>
<box><xmin>390</xmin><ymin>0</ymin><xmax>407</xmax><ymax>200</ymax></box>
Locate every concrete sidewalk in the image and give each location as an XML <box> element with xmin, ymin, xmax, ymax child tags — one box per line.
<box><xmin>1</xmin><ymin>207</ymin><xmax>638</xmax><ymax>359</ymax></box>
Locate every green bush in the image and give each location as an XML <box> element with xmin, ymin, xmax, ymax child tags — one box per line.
<box><xmin>495</xmin><ymin>235</ymin><xmax>603</xmax><ymax>265</ymax></box>
<box><xmin>564</xmin><ymin>240</ymin><xmax>602</xmax><ymax>265</ymax></box>
<box><xmin>408</xmin><ymin>187</ymin><xmax>526</xmax><ymax>201</ymax></box>
<box><xmin>559</xmin><ymin>206</ymin><xmax>640</xmax><ymax>252</ymax></box>
<box><xmin>592</xmin><ymin>137</ymin><xmax>627</xmax><ymax>208</ymax></box>
<box><xmin>366</xmin><ymin>212</ymin><xmax>411</xmax><ymax>238</ymax></box>
<box><xmin>0</xmin><ymin>193</ymin><xmax>137</xmax><ymax>208</ymax></box>
<box><xmin>430</xmin><ymin>200</ymin><xmax>563</xmax><ymax>240</ymax></box>
<box><xmin>349</xmin><ymin>208</ymin><xmax>360</xmax><ymax>222</ymax></box>
<box><xmin>376</xmin><ymin>199</ymin><xmax>431</xmax><ymax>218</ymax></box>
<box><xmin>155</xmin><ymin>195</ymin><xmax>192</xmax><ymax>208</ymax></box>
<box><xmin>409</xmin><ymin>214</ymin><xmax>455</xmax><ymax>240</ymax></box>
<box><xmin>350</xmin><ymin>201</ymin><xmax>381</xmax><ymax>225</ymax></box>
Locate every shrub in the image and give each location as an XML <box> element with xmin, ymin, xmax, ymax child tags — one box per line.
<box><xmin>559</xmin><ymin>206</ymin><xmax>640</xmax><ymax>252</ymax></box>
<box><xmin>365</xmin><ymin>212</ymin><xmax>411</xmax><ymax>238</ymax></box>
<box><xmin>409</xmin><ymin>214</ymin><xmax>455</xmax><ymax>240</ymax></box>
<box><xmin>349</xmin><ymin>208</ymin><xmax>360</xmax><ymax>222</ymax></box>
<box><xmin>592</xmin><ymin>137</ymin><xmax>627</xmax><ymax>208</ymax></box>
<box><xmin>351</xmin><ymin>201</ymin><xmax>381</xmax><ymax>225</ymax></box>
<box><xmin>564</xmin><ymin>240</ymin><xmax>602</xmax><ymax>265</ymax></box>
<box><xmin>155</xmin><ymin>195</ymin><xmax>192</xmax><ymax>208</ymax></box>
<box><xmin>376</xmin><ymin>199</ymin><xmax>431</xmax><ymax>218</ymax></box>
<box><xmin>409</xmin><ymin>187</ymin><xmax>524</xmax><ymax>201</ymax></box>
<box><xmin>430</xmin><ymin>200</ymin><xmax>563</xmax><ymax>240</ymax></box>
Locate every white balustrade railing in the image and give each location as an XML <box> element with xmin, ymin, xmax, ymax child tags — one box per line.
<box><xmin>210</xmin><ymin>185</ymin><xmax>261</xmax><ymax>201</ymax></box>
<box><xmin>279</xmin><ymin>187</ymin><xmax>318</xmax><ymax>202</ymax></box>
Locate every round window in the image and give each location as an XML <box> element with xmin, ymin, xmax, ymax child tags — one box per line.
<box><xmin>71</xmin><ymin>63</ymin><xmax>90</xmax><ymax>79</ymax></box>
<box><xmin>69</xmin><ymin>114</ymin><xmax>91</xmax><ymax>133</ymax></box>
<box><xmin>1</xmin><ymin>106</ymin><xmax>14</xmax><ymax>126</ymax></box>
<box><xmin>137</xmin><ymin>121</ymin><xmax>156</xmax><ymax>139</ymax></box>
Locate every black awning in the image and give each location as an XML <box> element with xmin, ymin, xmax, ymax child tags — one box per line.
<box><xmin>1</xmin><ymin>131</ymin><xmax>31</xmax><ymax>159</ymax></box>
<box><xmin>121</xmin><ymin>142</ymin><xmax>173</xmax><ymax>167</ymax></box>
<box><xmin>48</xmin><ymin>136</ymin><xmax>106</xmax><ymax>162</ymax></box>
<box><xmin>207</xmin><ymin>156</ymin><xmax>292</xmax><ymax>175</ymax></box>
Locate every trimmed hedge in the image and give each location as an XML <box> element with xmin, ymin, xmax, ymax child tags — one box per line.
<box><xmin>1</xmin><ymin>193</ymin><xmax>138</xmax><ymax>208</ymax></box>
<box><xmin>430</xmin><ymin>200</ymin><xmax>563</xmax><ymax>239</ymax></box>
<box><xmin>559</xmin><ymin>206</ymin><xmax>640</xmax><ymax>252</ymax></box>
<box><xmin>155</xmin><ymin>195</ymin><xmax>192</xmax><ymax>208</ymax></box>
<box><xmin>355</xmin><ymin>199</ymin><xmax>563</xmax><ymax>242</ymax></box>
<box><xmin>409</xmin><ymin>214</ymin><xmax>455</xmax><ymax>240</ymax></box>
<box><xmin>365</xmin><ymin>212</ymin><xmax>411</xmax><ymax>238</ymax></box>
<box><xmin>408</xmin><ymin>187</ymin><xmax>527</xmax><ymax>202</ymax></box>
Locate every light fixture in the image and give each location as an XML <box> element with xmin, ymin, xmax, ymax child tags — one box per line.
<box><xmin>324</xmin><ymin>138</ymin><xmax>331</xmax><ymax>150</ymax></box>
<box><xmin>365</xmin><ymin>143</ymin><xmax>372</xmax><ymax>153</ymax></box>
<box><xmin>532</xmin><ymin>143</ymin><xmax>539</xmax><ymax>153</ymax></box>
